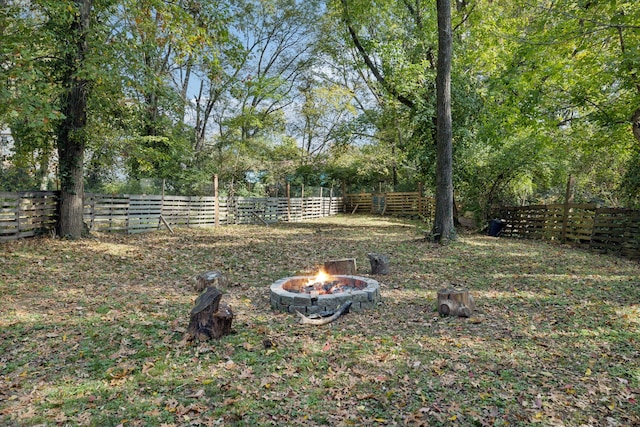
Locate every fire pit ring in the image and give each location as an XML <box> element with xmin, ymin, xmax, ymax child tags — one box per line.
<box><xmin>270</xmin><ymin>275</ymin><xmax>380</xmax><ymax>314</ymax></box>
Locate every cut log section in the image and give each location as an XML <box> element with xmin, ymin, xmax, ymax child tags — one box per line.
<box><xmin>367</xmin><ymin>253</ymin><xmax>390</xmax><ymax>275</ymax></box>
<box><xmin>324</xmin><ymin>258</ymin><xmax>357</xmax><ymax>275</ymax></box>
<box><xmin>437</xmin><ymin>287</ymin><xmax>475</xmax><ymax>318</ymax></box>
<box><xmin>194</xmin><ymin>270</ymin><xmax>229</xmax><ymax>293</ymax></box>
<box><xmin>296</xmin><ymin>302</ymin><xmax>352</xmax><ymax>325</ymax></box>
<box><xmin>186</xmin><ymin>287</ymin><xmax>234</xmax><ymax>340</ymax></box>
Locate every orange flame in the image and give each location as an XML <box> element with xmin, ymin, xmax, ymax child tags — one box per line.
<box><xmin>307</xmin><ymin>268</ymin><xmax>332</xmax><ymax>287</ymax></box>
<box><xmin>315</xmin><ymin>269</ymin><xmax>330</xmax><ymax>283</ymax></box>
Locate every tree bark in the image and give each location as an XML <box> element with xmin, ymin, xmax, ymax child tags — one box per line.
<box><xmin>366</xmin><ymin>253</ymin><xmax>390</xmax><ymax>275</ymax></box>
<box><xmin>57</xmin><ymin>0</ymin><xmax>92</xmax><ymax>238</ymax></box>
<box><xmin>187</xmin><ymin>287</ymin><xmax>234</xmax><ymax>340</ymax></box>
<box><xmin>432</xmin><ymin>0</ymin><xmax>455</xmax><ymax>243</ymax></box>
<box><xmin>632</xmin><ymin>107</ymin><xmax>640</xmax><ymax>145</ymax></box>
<box><xmin>437</xmin><ymin>287</ymin><xmax>475</xmax><ymax>317</ymax></box>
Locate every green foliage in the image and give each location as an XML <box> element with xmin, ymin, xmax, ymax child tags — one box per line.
<box><xmin>621</xmin><ymin>146</ymin><xmax>640</xmax><ymax>208</ymax></box>
<box><xmin>0</xmin><ymin>165</ymin><xmax>42</xmax><ymax>191</ymax></box>
<box><xmin>2</xmin><ymin>0</ymin><xmax>639</xmax><ymax>211</ymax></box>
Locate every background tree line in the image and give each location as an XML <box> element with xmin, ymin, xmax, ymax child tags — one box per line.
<box><xmin>1</xmin><ymin>0</ymin><xmax>639</xmax><ymax>237</ymax></box>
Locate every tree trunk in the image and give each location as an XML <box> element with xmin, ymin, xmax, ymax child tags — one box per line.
<box><xmin>632</xmin><ymin>107</ymin><xmax>640</xmax><ymax>145</ymax></box>
<box><xmin>57</xmin><ymin>0</ymin><xmax>92</xmax><ymax>239</ymax></box>
<box><xmin>432</xmin><ymin>0</ymin><xmax>455</xmax><ymax>243</ymax></box>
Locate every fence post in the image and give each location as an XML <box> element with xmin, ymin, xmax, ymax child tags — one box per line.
<box><xmin>329</xmin><ymin>185</ymin><xmax>334</xmax><ymax>215</ymax></box>
<box><xmin>561</xmin><ymin>176</ymin><xmax>575</xmax><ymax>243</ymax></box>
<box><xmin>161</xmin><ymin>179</ymin><xmax>165</xmax><ymax>228</ymax></box>
<box><xmin>286</xmin><ymin>182</ymin><xmax>291</xmax><ymax>222</ymax></box>
<box><xmin>16</xmin><ymin>193</ymin><xmax>21</xmax><ymax>238</ymax></box>
<box><xmin>341</xmin><ymin>181</ymin><xmax>347</xmax><ymax>213</ymax></box>
<box><xmin>213</xmin><ymin>174</ymin><xmax>219</xmax><ymax>227</ymax></box>
<box><xmin>301</xmin><ymin>184</ymin><xmax>305</xmax><ymax>220</ymax></box>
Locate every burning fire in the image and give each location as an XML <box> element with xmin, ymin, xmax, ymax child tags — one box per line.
<box><xmin>303</xmin><ymin>269</ymin><xmax>353</xmax><ymax>295</ymax></box>
<box><xmin>310</xmin><ymin>269</ymin><xmax>331</xmax><ymax>285</ymax></box>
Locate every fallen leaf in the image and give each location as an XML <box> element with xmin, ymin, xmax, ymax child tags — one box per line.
<box><xmin>186</xmin><ymin>389</ymin><xmax>205</xmax><ymax>399</ymax></box>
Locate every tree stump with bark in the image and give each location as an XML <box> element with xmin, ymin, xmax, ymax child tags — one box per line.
<box><xmin>367</xmin><ymin>253</ymin><xmax>390</xmax><ymax>275</ymax></box>
<box><xmin>324</xmin><ymin>258</ymin><xmax>357</xmax><ymax>275</ymax></box>
<box><xmin>186</xmin><ymin>287</ymin><xmax>234</xmax><ymax>340</ymax></box>
<box><xmin>194</xmin><ymin>271</ymin><xmax>229</xmax><ymax>293</ymax></box>
<box><xmin>437</xmin><ymin>287</ymin><xmax>475</xmax><ymax>317</ymax></box>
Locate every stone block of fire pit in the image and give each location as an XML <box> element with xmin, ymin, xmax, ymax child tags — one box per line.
<box><xmin>270</xmin><ymin>275</ymin><xmax>380</xmax><ymax>314</ymax></box>
<box><xmin>324</xmin><ymin>258</ymin><xmax>357</xmax><ymax>275</ymax></box>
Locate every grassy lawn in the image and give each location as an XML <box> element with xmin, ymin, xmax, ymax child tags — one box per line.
<box><xmin>1</xmin><ymin>215</ymin><xmax>638</xmax><ymax>426</ymax></box>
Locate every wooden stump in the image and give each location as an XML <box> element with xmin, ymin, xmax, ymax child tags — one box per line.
<box><xmin>187</xmin><ymin>287</ymin><xmax>234</xmax><ymax>340</ymax></box>
<box><xmin>324</xmin><ymin>258</ymin><xmax>357</xmax><ymax>275</ymax></box>
<box><xmin>437</xmin><ymin>287</ymin><xmax>475</xmax><ymax>317</ymax></box>
<box><xmin>367</xmin><ymin>253</ymin><xmax>390</xmax><ymax>275</ymax></box>
<box><xmin>194</xmin><ymin>271</ymin><xmax>229</xmax><ymax>293</ymax></box>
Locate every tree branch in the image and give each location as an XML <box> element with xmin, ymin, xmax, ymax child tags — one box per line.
<box><xmin>453</xmin><ymin>2</ymin><xmax>476</xmax><ymax>33</ymax></box>
<box><xmin>341</xmin><ymin>0</ymin><xmax>414</xmax><ymax>109</ymax></box>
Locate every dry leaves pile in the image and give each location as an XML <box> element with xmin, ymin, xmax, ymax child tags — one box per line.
<box><xmin>0</xmin><ymin>215</ymin><xmax>638</xmax><ymax>426</ymax></box>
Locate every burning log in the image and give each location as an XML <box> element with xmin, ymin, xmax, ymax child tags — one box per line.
<box><xmin>296</xmin><ymin>301</ymin><xmax>352</xmax><ymax>325</ymax></box>
<box><xmin>186</xmin><ymin>287</ymin><xmax>234</xmax><ymax>340</ymax></box>
<box><xmin>437</xmin><ymin>287</ymin><xmax>475</xmax><ymax>318</ymax></box>
<box><xmin>303</xmin><ymin>280</ymin><xmax>357</xmax><ymax>295</ymax></box>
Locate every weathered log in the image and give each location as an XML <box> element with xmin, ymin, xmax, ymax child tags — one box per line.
<box><xmin>367</xmin><ymin>253</ymin><xmax>390</xmax><ymax>275</ymax></box>
<box><xmin>296</xmin><ymin>302</ymin><xmax>352</xmax><ymax>325</ymax></box>
<box><xmin>187</xmin><ymin>287</ymin><xmax>234</xmax><ymax>340</ymax></box>
<box><xmin>437</xmin><ymin>287</ymin><xmax>475</xmax><ymax>317</ymax></box>
<box><xmin>324</xmin><ymin>258</ymin><xmax>357</xmax><ymax>275</ymax></box>
<box><xmin>194</xmin><ymin>270</ymin><xmax>229</xmax><ymax>293</ymax></box>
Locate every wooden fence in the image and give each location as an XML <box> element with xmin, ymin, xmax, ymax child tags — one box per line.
<box><xmin>0</xmin><ymin>191</ymin><xmax>57</xmax><ymax>242</ymax></box>
<box><xmin>85</xmin><ymin>194</ymin><xmax>343</xmax><ymax>233</ymax></box>
<box><xmin>492</xmin><ymin>203</ymin><xmax>640</xmax><ymax>260</ymax></box>
<box><xmin>344</xmin><ymin>192</ymin><xmax>435</xmax><ymax>219</ymax></box>
<box><xmin>0</xmin><ymin>191</ymin><xmax>343</xmax><ymax>241</ymax></box>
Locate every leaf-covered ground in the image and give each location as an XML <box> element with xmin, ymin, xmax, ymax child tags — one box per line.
<box><xmin>1</xmin><ymin>215</ymin><xmax>638</xmax><ymax>426</ymax></box>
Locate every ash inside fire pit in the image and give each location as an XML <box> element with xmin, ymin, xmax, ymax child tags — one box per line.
<box><xmin>270</xmin><ymin>274</ymin><xmax>380</xmax><ymax>314</ymax></box>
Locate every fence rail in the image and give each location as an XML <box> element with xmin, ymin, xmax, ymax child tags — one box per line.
<box><xmin>344</xmin><ymin>192</ymin><xmax>435</xmax><ymax>219</ymax></box>
<box><xmin>1</xmin><ymin>191</ymin><xmax>57</xmax><ymax>242</ymax></box>
<box><xmin>492</xmin><ymin>203</ymin><xmax>640</xmax><ymax>260</ymax></box>
<box><xmin>0</xmin><ymin>191</ymin><xmax>343</xmax><ymax>241</ymax></box>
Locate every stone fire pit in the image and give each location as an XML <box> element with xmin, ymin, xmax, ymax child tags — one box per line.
<box><xmin>270</xmin><ymin>275</ymin><xmax>380</xmax><ymax>314</ymax></box>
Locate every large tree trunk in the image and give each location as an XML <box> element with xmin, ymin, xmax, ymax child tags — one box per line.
<box><xmin>57</xmin><ymin>0</ymin><xmax>92</xmax><ymax>238</ymax></box>
<box><xmin>432</xmin><ymin>0</ymin><xmax>455</xmax><ymax>243</ymax></box>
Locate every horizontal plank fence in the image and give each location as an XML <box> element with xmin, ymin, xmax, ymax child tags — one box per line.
<box><xmin>344</xmin><ymin>192</ymin><xmax>435</xmax><ymax>219</ymax></box>
<box><xmin>0</xmin><ymin>191</ymin><xmax>58</xmax><ymax>242</ymax></box>
<box><xmin>0</xmin><ymin>191</ymin><xmax>343</xmax><ymax>241</ymax></box>
<box><xmin>492</xmin><ymin>203</ymin><xmax>640</xmax><ymax>260</ymax></box>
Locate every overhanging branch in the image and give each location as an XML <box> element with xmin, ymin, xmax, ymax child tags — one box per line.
<box><xmin>341</xmin><ymin>0</ymin><xmax>414</xmax><ymax>109</ymax></box>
